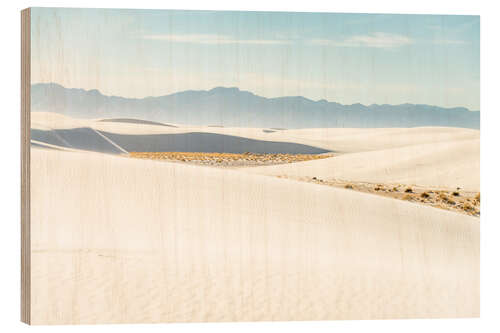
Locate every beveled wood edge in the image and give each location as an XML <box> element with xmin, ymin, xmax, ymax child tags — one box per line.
<box><xmin>21</xmin><ymin>7</ymin><xmax>31</xmax><ymax>325</ymax></box>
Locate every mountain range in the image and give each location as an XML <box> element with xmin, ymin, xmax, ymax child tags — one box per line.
<box><xmin>31</xmin><ymin>83</ymin><xmax>480</xmax><ymax>129</ymax></box>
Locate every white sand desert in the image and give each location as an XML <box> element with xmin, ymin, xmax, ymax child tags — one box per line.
<box><xmin>244</xmin><ymin>138</ymin><xmax>480</xmax><ymax>191</ymax></box>
<box><xmin>29</xmin><ymin>113</ymin><xmax>479</xmax><ymax>324</ymax></box>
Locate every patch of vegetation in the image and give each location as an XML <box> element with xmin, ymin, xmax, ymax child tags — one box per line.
<box><xmin>462</xmin><ymin>202</ymin><xmax>475</xmax><ymax>212</ymax></box>
<box><xmin>402</xmin><ymin>194</ymin><xmax>413</xmax><ymax>201</ymax></box>
<box><xmin>439</xmin><ymin>193</ymin><xmax>456</xmax><ymax>205</ymax></box>
<box><xmin>129</xmin><ymin>152</ymin><xmax>329</xmax><ymax>167</ymax></box>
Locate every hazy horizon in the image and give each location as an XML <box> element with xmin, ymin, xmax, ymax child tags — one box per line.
<box><xmin>31</xmin><ymin>82</ymin><xmax>480</xmax><ymax>129</ymax></box>
<box><xmin>31</xmin><ymin>8</ymin><xmax>479</xmax><ymax>110</ymax></box>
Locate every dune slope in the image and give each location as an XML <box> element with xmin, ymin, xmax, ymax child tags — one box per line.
<box><xmin>245</xmin><ymin>138</ymin><xmax>480</xmax><ymax>191</ymax></box>
<box><xmin>31</xmin><ymin>112</ymin><xmax>479</xmax><ymax>153</ymax></box>
<box><xmin>30</xmin><ymin>148</ymin><xmax>479</xmax><ymax>324</ymax></box>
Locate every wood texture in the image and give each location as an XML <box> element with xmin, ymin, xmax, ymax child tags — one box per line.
<box><xmin>21</xmin><ymin>7</ymin><xmax>31</xmax><ymax>325</ymax></box>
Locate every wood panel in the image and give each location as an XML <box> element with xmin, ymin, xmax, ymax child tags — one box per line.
<box><xmin>21</xmin><ymin>7</ymin><xmax>31</xmax><ymax>325</ymax></box>
<box><xmin>21</xmin><ymin>8</ymin><xmax>480</xmax><ymax>325</ymax></box>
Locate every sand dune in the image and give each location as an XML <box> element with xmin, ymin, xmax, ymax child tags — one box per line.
<box><xmin>244</xmin><ymin>138</ymin><xmax>480</xmax><ymax>191</ymax></box>
<box><xmin>31</xmin><ymin>128</ymin><xmax>126</xmax><ymax>154</ymax></box>
<box><xmin>100</xmin><ymin>131</ymin><xmax>330</xmax><ymax>154</ymax></box>
<box><xmin>31</xmin><ymin>112</ymin><xmax>332</xmax><ymax>155</ymax></box>
<box><xmin>98</xmin><ymin>118</ymin><xmax>177</xmax><ymax>127</ymax></box>
<box><xmin>279</xmin><ymin>127</ymin><xmax>480</xmax><ymax>153</ymax></box>
<box><xmin>32</xmin><ymin>127</ymin><xmax>330</xmax><ymax>155</ymax></box>
<box><xmin>30</xmin><ymin>148</ymin><xmax>479</xmax><ymax>324</ymax></box>
<box><xmin>32</xmin><ymin>112</ymin><xmax>479</xmax><ymax>153</ymax></box>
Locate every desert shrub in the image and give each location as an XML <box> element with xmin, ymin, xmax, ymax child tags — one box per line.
<box><xmin>420</xmin><ymin>192</ymin><xmax>430</xmax><ymax>198</ymax></box>
<box><xmin>463</xmin><ymin>202</ymin><xmax>474</xmax><ymax>212</ymax></box>
<box><xmin>452</xmin><ymin>191</ymin><xmax>460</xmax><ymax>197</ymax></box>
<box><xmin>439</xmin><ymin>193</ymin><xmax>456</xmax><ymax>205</ymax></box>
<box><xmin>405</xmin><ymin>187</ymin><xmax>413</xmax><ymax>193</ymax></box>
<box><xmin>344</xmin><ymin>184</ymin><xmax>353</xmax><ymax>189</ymax></box>
<box><xmin>392</xmin><ymin>187</ymin><xmax>399</xmax><ymax>192</ymax></box>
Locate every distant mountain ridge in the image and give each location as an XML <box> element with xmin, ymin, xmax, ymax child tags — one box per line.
<box><xmin>31</xmin><ymin>83</ymin><xmax>480</xmax><ymax>129</ymax></box>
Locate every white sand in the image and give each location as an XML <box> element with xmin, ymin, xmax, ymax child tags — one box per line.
<box><xmin>30</xmin><ymin>148</ymin><xmax>479</xmax><ymax>324</ymax></box>
<box><xmin>244</xmin><ymin>138</ymin><xmax>480</xmax><ymax>191</ymax></box>
<box><xmin>32</xmin><ymin>112</ymin><xmax>479</xmax><ymax>153</ymax></box>
<box><xmin>278</xmin><ymin>127</ymin><xmax>480</xmax><ymax>152</ymax></box>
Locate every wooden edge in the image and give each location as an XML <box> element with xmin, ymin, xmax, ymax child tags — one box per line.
<box><xmin>21</xmin><ymin>7</ymin><xmax>31</xmax><ymax>325</ymax></box>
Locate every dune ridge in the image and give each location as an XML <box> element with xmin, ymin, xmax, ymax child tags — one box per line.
<box><xmin>31</xmin><ymin>112</ymin><xmax>479</xmax><ymax>153</ymax></box>
<box><xmin>244</xmin><ymin>138</ymin><xmax>480</xmax><ymax>191</ymax></box>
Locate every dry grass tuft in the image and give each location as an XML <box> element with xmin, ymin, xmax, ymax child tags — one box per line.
<box><xmin>475</xmin><ymin>193</ymin><xmax>480</xmax><ymax>202</ymax></box>
<box><xmin>462</xmin><ymin>202</ymin><xmax>475</xmax><ymax>212</ymax></box>
<box><xmin>402</xmin><ymin>194</ymin><xmax>413</xmax><ymax>201</ymax></box>
<box><xmin>344</xmin><ymin>184</ymin><xmax>353</xmax><ymax>189</ymax></box>
<box><xmin>439</xmin><ymin>193</ymin><xmax>456</xmax><ymax>205</ymax></box>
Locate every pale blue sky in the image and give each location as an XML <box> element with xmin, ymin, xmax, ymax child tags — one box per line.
<box><xmin>31</xmin><ymin>8</ymin><xmax>480</xmax><ymax>110</ymax></box>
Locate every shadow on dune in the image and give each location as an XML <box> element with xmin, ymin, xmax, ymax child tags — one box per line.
<box><xmin>31</xmin><ymin>128</ymin><xmax>124</xmax><ymax>154</ymax></box>
<box><xmin>31</xmin><ymin>127</ymin><xmax>331</xmax><ymax>155</ymax></box>
<box><xmin>98</xmin><ymin>118</ymin><xmax>177</xmax><ymax>127</ymax></box>
<box><xmin>30</xmin><ymin>141</ymin><xmax>62</xmax><ymax>150</ymax></box>
<box><xmin>101</xmin><ymin>131</ymin><xmax>331</xmax><ymax>154</ymax></box>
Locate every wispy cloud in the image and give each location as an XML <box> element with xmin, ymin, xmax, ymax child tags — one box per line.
<box><xmin>433</xmin><ymin>39</ymin><xmax>466</xmax><ymax>45</ymax></box>
<box><xmin>143</xmin><ymin>32</ymin><xmax>416</xmax><ymax>49</ymax></box>
<box><xmin>142</xmin><ymin>33</ymin><xmax>289</xmax><ymax>45</ymax></box>
<box><xmin>311</xmin><ymin>32</ymin><xmax>413</xmax><ymax>48</ymax></box>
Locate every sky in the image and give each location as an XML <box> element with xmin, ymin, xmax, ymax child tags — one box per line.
<box><xmin>31</xmin><ymin>8</ymin><xmax>480</xmax><ymax>110</ymax></box>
